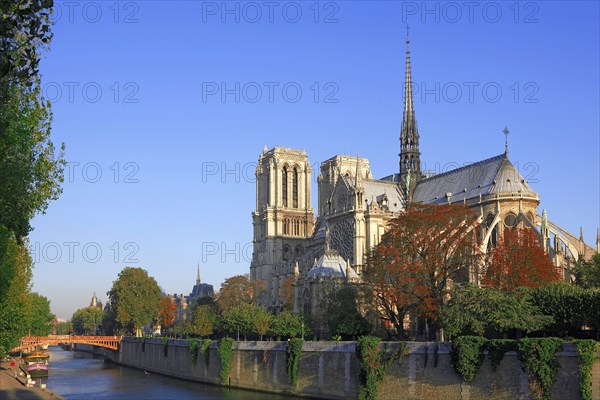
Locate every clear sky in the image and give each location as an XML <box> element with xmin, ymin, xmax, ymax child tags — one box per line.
<box><xmin>30</xmin><ymin>1</ymin><xmax>599</xmax><ymax>319</ymax></box>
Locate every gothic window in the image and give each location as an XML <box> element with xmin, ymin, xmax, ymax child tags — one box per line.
<box><xmin>282</xmin><ymin>167</ymin><xmax>288</xmax><ymax>207</ymax></box>
<box><xmin>295</xmin><ymin>245</ymin><xmax>303</xmax><ymax>259</ymax></box>
<box><xmin>527</xmin><ymin>213</ymin><xmax>535</xmax><ymax>224</ymax></box>
<box><xmin>293</xmin><ymin>168</ymin><xmax>299</xmax><ymax>208</ymax></box>
<box><xmin>303</xmin><ymin>289</ymin><xmax>311</xmax><ymax>316</ymax></box>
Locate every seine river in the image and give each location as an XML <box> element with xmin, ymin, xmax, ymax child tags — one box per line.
<box><xmin>39</xmin><ymin>347</ymin><xmax>288</xmax><ymax>400</ymax></box>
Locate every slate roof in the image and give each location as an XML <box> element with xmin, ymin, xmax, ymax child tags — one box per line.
<box><xmin>306</xmin><ymin>250</ymin><xmax>360</xmax><ymax>279</ymax></box>
<box><xmin>413</xmin><ymin>154</ymin><xmax>537</xmax><ymax>205</ymax></box>
<box><xmin>190</xmin><ymin>283</ymin><xmax>214</xmax><ymax>299</ymax></box>
<box><xmin>362</xmin><ymin>180</ymin><xmax>404</xmax><ymax>212</ymax></box>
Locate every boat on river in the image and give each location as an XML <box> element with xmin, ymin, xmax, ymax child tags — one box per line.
<box><xmin>24</xmin><ymin>350</ymin><xmax>50</xmax><ymax>378</ymax></box>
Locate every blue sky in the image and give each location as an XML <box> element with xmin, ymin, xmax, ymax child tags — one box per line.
<box><xmin>30</xmin><ymin>1</ymin><xmax>599</xmax><ymax>319</ymax></box>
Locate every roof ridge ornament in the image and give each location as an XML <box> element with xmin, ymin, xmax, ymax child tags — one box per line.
<box><xmin>503</xmin><ymin>126</ymin><xmax>510</xmax><ymax>159</ymax></box>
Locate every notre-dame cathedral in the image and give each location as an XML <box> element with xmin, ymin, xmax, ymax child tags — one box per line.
<box><xmin>249</xmin><ymin>32</ymin><xmax>598</xmax><ymax>324</ymax></box>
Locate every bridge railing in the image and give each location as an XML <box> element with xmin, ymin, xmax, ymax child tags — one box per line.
<box><xmin>12</xmin><ymin>335</ymin><xmax>122</xmax><ymax>352</ymax></box>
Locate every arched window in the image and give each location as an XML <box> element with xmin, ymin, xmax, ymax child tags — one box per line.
<box><xmin>282</xmin><ymin>167</ymin><xmax>288</xmax><ymax>207</ymax></box>
<box><xmin>293</xmin><ymin>168</ymin><xmax>299</xmax><ymax>208</ymax></box>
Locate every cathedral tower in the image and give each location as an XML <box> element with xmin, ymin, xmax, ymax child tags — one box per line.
<box><xmin>399</xmin><ymin>28</ymin><xmax>421</xmax><ymax>199</ymax></box>
<box><xmin>251</xmin><ymin>147</ymin><xmax>315</xmax><ymax>307</ymax></box>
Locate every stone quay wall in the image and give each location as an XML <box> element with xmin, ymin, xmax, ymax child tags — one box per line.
<box><xmin>113</xmin><ymin>338</ymin><xmax>600</xmax><ymax>400</ymax></box>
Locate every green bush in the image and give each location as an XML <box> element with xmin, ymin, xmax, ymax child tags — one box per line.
<box><xmin>486</xmin><ymin>339</ymin><xmax>518</xmax><ymax>371</ymax></box>
<box><xmin>286</xmin><ymin>338</ymin><xmax>303</xmax><ymax>389</ymax></box>
<box><xmin>189</xmin><ymin>339</ymin><xmax>199</xmax><ymax>365</ymax></box>
<box><xmin>217</xmin><ymin>338</ymin><xmax>235</xmax><ymax>384</ymax></box>
<box><xmin>576</xmin><ymin>340</ymin><xmax>599</xmax><ymax>400</ymax></box>
<box><xmin>162</xmin><ymin>337</ymin><xmax>169</xmax><ymax>357</ymax></box>
<box><xmin>200</xmin><ymin>339</ymin><xmax>212</xmax><ymax>366</ymax></box>
<box><xmin>451</xmin><ymin>336</ymin><xmax>486</xmax><ymax>382</ymax></box>
<box><xmin>518</xmin><ymin>337</ymin><xmax>563</xmax><ymax>400</ymax></box>
<box><xmin>356</xmin><ymin>336</ymin><xmax>385</xmax><ymax>400</ymax></box>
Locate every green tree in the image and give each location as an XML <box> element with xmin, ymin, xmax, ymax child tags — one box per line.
<box><xmin>220</xmin><ymin>303</ymin><xmax>271</xmax><ymax>340</ymax></box>
<box><xmin>270</xmin><ymin>311</ymin><xmax>306</xmax><ymax>339</ymax></box>
<box><xmin>72</xmin><ymin>307</ymin><xmax>104</xmax><ymax>335</ymax></box>
<box><xmin>52</xmin><ymin>320</ymin><xmax>72</xmax><ymax>335</ymax></box>
<box><xmin>0</xmin><ymin>76</ymin><xmax>65</xmax><ymax>240</ymax></box>
<box><xmin>190</xmin><ymin>304</ymin><xmax>218</xmax><ymax>338</ymax></box>
<box><xmin>0</xmin><ymin>227</ymin><xmax>33</xmax><ymax>357</ymax></box>
<box><xmin>531</xmin><ymin>282</ymin><xmax>600</xmax><ymax>337</ymax></box>
<box><xmin>0</xmin><ymin>0</ymin><xmax>54</xmax><ymax>87</ymax></box>
<box><xmin>23</xmin><ymin>292</ymin><xmax>54</xmax><ymax>336</ymax></box>
<box><xmin>574</xmin><ymin>254</ymin><xmax>600</xmax><ymax>289</ymax></box>
<box><xmin>441</xmin><ymin>285</ymin><xmax>552</xmax><ymax>339</ymax></box>
<box><xmin>106</xmin><ymin>267</ymin><xmax>162</xmax><ymax>336</ymax></box>
<box><xmin>0</xmin><ymin>0</ymin><xmax>61</xmax><ymax>355</ymax></box>
<box><xmin>327</xmin><ymin>285</ymin><xmax>371</xmax><ymax>339</ymax></box>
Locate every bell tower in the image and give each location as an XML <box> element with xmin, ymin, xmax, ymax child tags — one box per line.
<box><xmin>250</xmin><ymin>147</ymin><xmax>314</xmax><ymax>307</ymax></box>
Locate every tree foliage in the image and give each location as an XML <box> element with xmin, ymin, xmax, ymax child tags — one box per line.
<box><xmin>364</xmin><ymin>203</ymin><xmax>482</xmax><ymax>339</ymax></box>
<box><xmin>0</xmin><ymin>0</ymin><xmax>54</xmax><ymax>87</ymax></box>
<box><xmin>157</xmin><ymin>296</ymin><xmax>176</xmax><ymax>332</ymax></box>
<box><xmin>279</xmin><ymin>276</ymin><xmax>295</xmax><ymax>311</ymax></box>
<box><xmin>0</xmin><ymin>226</ymin><xmax>33</xmax><ymax>357</ymax></box>
<box><xmin>574</xmin><ymin>253</ymin><xmax>600</xmax><ymax>289</ymax></box>
<box><xmin>327</xmin><ymin>284</ymin><xmax>371</xmax><ymax>339</ymax></box>
<box><xmin>71</xmin><ymin>306</ymin><xmax>104</xmax><ymax>335</ymax></box>
<box><xmin>531</xmin><ymin>282</ymin><xmax>600</xmax><ymax>336</ymax></box>
<box><xmin>190</xmin><ymin>304</ymin><xmax>218</xmax><ymax>338</ymax></box>
<box><xmin>220</xmin><ymin>303</ymin><xmax>271</xmax><ymax>340</ymax></box>
<box><xmin>441</xmin><ymin>285</ymin><xmax>552</xmax><ymax>339</ymax></box>
<box><xmin>106</xmin><ymin>267</ymin><xmax>162</xmax><ymax>336</ymax></box>
<box><xmin>1</xmin><ymin>0</ymin><xmax>65</xmax><ymax>241</ymax></box>
<box><xmin>216</xmin><ymin>274</ymin><xmax>264</xmax><ymax>312</ymax></box>
<box><xmin>51</xmin><ymin>319</ymin><xmax>72</xmax><ymax>335</ymax></box>
<box><xmin>23</xmin><ymin>292</ymin><xmax>54</xmax><ymax>335</ymax></box>
<box><xmin>271</xmin><ymin>311</ymin><xmax>305</xmax><ymax>339</ymax></box>
<box><xmin>484</xmin><ymin>227</ymin><xmax>560</xmax><ymax>291</ymax></box>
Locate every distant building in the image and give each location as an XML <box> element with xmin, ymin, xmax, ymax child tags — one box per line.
<box><xmin>173</xmin><ymin>264</ymin><xmax>215</xmax><ymax>323</ymax></box>
<box><xmin>90</xmin><ymin>292</ymin><xmax>103</xmax><ymax>310</ymax></box>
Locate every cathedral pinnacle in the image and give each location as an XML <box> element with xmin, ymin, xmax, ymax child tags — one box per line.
<box><xmin>399</xmin><ymin>25</ymin><xmax>421</xmax><ymax>197</ymax></box>
<box><xmin>503</xmin><ymin>126</ymin><xmax>510</xmax><ymax>158</ymax></box>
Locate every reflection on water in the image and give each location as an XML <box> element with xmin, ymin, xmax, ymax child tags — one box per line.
<box><xmin>40</xmin><ymin>347</ymin><xmax>286</xmax><ymax>400</ymax></box>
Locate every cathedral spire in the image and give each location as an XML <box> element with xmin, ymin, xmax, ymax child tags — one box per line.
<box><xmin>399</xmin><ymin>26</ymin><xmax>421</xmax><ymax>197</ymax></box>
<box><xmin>196</xmin><ymin>262</ymin><xmax>201</xmax><ymax>285</ymax></box>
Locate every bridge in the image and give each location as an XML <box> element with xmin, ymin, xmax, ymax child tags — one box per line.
<box><xmin>11</xmin><ymin>335</ymin><xmax>121</xmax><ymax>352</ymax></box>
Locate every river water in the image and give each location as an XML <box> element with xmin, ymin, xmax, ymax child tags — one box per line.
<box><xmin>38</xmin><ymin>347</ymin><xmax>288</xmax><ymax>400</ymax></box>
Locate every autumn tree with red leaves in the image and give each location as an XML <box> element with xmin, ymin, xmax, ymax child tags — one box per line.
<box><xmin>484</xmin><ymin>227</ymin><xmax>560</xmax><ymax>291</ymax></box>
<box><xmin>364</xmin><ymin>203</ymin><xmax>482</xmax><ymax>340</ymax></box>
<box><xmin>158</xmin><ymin>295</ymin><xmax>177</xmax><ymax>333</ymax></box>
